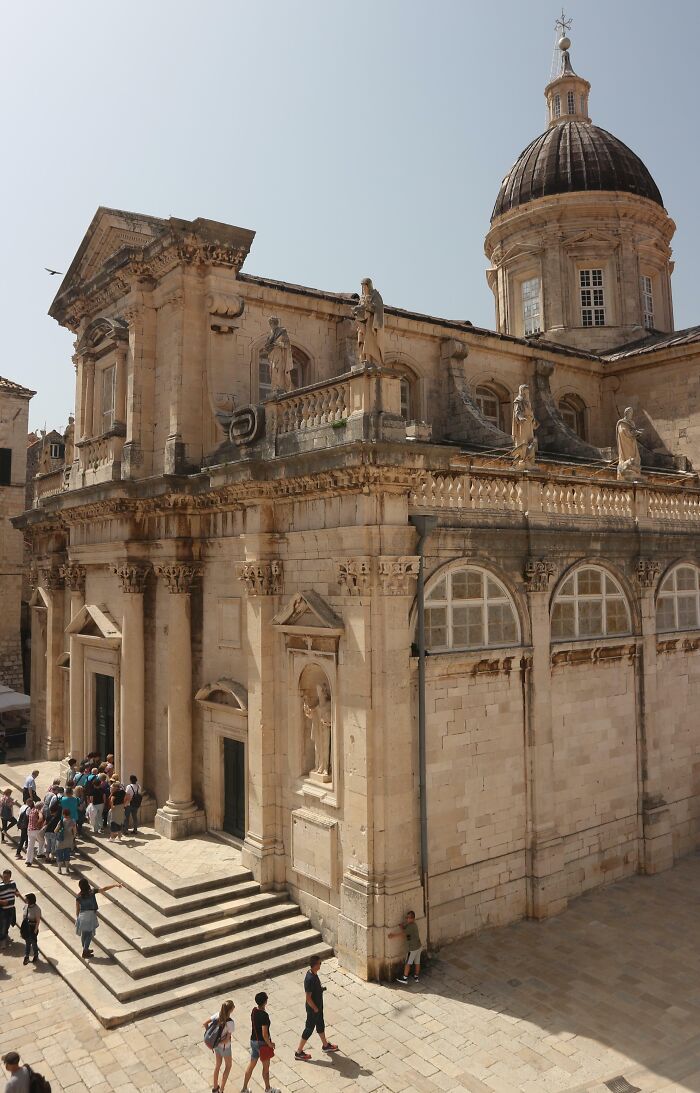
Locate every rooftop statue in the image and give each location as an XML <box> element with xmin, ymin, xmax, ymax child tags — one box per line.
<box><xmin>353</xmin><ymin>277</ymin><xmax>385</xmax><ymax>365</ymax></box>
<box><xmin>264</xmin><ymin>316</ymin><xmax>294</xmax><ymax>394</ymax></box>
<box><xmin>616</xmin><ymin>407</ymin><xmax>643</xmax><ymax>481</ymax></box>
<box><xmin>512</xmin><ymin>384</ymin><xmax>538</xmax><ymax>466</ymax></box>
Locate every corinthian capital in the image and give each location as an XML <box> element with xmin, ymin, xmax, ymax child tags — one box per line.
<box><xmin>154</xmin><ymin>563</ymin><xmax>201</xmax><ymax>594</ymax></box>
<box><xmin>236</xmin><ymin>560</ymin><xmax>283</xmax><ymax>596</ymax></box>
<box><xmin>59</xmin><ymin>563</ymin><xmax>86</xmax><ymax>593</ymax></box>
<box><xmin>111</xmin><ymin>563</ymin><xmax>151</xmax><ymax>594</ymax></box>
<box><xmin>378</xmin><ymin>556</ymin><xmax>419</xmax><ymax>595</ymax></box>
<box><xmin>39</xmin><ymin>566</ymin><xmax>64</xmax><ymax>592</ymax></box>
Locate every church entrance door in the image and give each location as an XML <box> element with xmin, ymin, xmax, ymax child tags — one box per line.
<box><xmin>94</xmin><ymin>673</ymin><xmax>115</xmax><ymax>758</ymax></box>
<box><xmin>223</xmin><ymin>737</ymin><xmax>245</xmax><ymax>839</ymax></box>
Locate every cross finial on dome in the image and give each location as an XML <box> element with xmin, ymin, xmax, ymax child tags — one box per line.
<box><xmin>555</xmin><ymin>9</ymin><xmax>572</xmax><ymax>42</ymax></box>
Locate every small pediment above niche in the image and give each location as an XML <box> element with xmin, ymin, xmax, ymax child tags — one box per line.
<box><xmin>195</xmin><ymin>678</ymin><xmax>248</xmax><ymax>712</ymax></box>
<box><xmin>65</xmin><ymin>604</ymin><xmax>121</xmax><ymax>645</ymax></box>
<box><xmin>272</xmin><ymin>591</ymin><xmax>344</xmax><ymax>656</ymax></box>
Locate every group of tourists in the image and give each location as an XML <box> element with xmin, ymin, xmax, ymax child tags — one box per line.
<box><xmin>1</xmin><ymin>761</ymin><xmax>142</xmax><ymax>876</ymax></box>
<box><xmin>203</xmin><ymin>955</ymin><xmax>338</xmax><ymax>1093</ymax></box>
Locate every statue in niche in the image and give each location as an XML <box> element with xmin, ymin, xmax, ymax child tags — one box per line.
<box><xmin>302</xmin><ymin>681</ymin><xmax>332</xmax><ymax>783</ymax></box>
<box><xmin>264</xmin><ymin>316</ymin><xmax>294</xmax><ymax>394</ymax></box>
<box><xmin>512</xmin><ymin>384</ymin><xmax>538</xmax><ymax>466</ymax></box>
<box><xmin>353</xmin><ymin>277</ymin><xmax>385</xmax><ymax>365</ymax></box>
<box><xmin>616</xmin><ymin>406</ymin><xmax>643</xmax><ymax>481</ymax></box>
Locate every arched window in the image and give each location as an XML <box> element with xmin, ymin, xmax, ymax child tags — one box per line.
<box><xmin>425</xmin><ymin>566</ymin><xmax>520</xmax><ymax>652</ymax></box>
<box><xmin>400</xmin><ymin>377</ymin><xmax>412</xmax><ymax>421</ymax></box>
<box><xmin>558</xmin><ymin>394</ymin><xmax>587</xmax><ymax>439</ymax></box>
<box><xmin>258</xmin><ymin>346</ymin><xmax>309</xmax><ymax>402</ymax></box>
<box><xmin>656</xmin><ymin>564</ymin><xmax>700</xmax><ymax>632</ymax></box>
<box><xmin>475</xmin><ymin>384</ymin><xmax>510</xmax><ymax>431</ymax></box>
<box><xmin>551</xmin><ymin>566</ymin><xmax>631</xmax><ymax>641</ymax></box>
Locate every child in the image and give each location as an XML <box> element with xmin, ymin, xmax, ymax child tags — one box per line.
<box><xmin>389</xmin><ymin>910</ymin><xmax>423</xmax><ymax>984</ymax></box>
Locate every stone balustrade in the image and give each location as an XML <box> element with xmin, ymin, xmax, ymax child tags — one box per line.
<box><xmin>33</xmin><ymin>467</ymin><xmax>66</xmax><ymax>506</ymax></box>
<box><xmin>76</xmin><ymin>430</ymin><xmax>125</xmax><ymax>482</ymax></box>
<box><xmin>409</xmin><ymin>469</ymin><xmax>700</xmax><ymax>526</ymax></box>
<box><xmin>276</xmin><ymin>379</ymin><xmax>350</xmax><ymax>435</ymax></box>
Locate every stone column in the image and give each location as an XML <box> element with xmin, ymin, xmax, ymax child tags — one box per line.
<box><xmin>635</xmin><ymin>560</ymin><xmax>673</xmax><ymax>873</ymax></box>
<box><xmin>523</xmin><ymin>558</ymin><xmax>567</xmax><ymax>918</ymax></box>
<box><xmin>60</xmin><ymin>564</ymin><xmax>86</xmax><ymax>759</ymax></box>
<box><xmin>82</xmin><ymin>356</ymin><xmax>95</xmax><ymax>438</ymax></box>
<box><xmin>114</xmin><ymin>344</ymin><xmax>127</xmax><ymax>427</ymax></box>
<box><xmin>112</xmin><ymin>564</ymin><xmax>149</xmax><ymax>785</ymax></box>
<box><xmin>39</xmin><ymin>566</ymin><xmax>66</xmax><ymax>760</ymax></box>
<box><xmin>237</xmin><ymin>551</ymin><xmax>284</xmax><ymax>887</ymax></box>
<box><xmin>153</xmin><ymin>563</ymin><xmax>205</xmax><ymax>839</ymax></box>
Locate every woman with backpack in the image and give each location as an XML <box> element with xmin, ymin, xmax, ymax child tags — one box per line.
<box><xmin>241</xmin><ymin>992</ymin><xmax>280</xmax><ymax>1093</ymax></box>
<box><xmin>75</xmin><ymin>876</ymin><xmax>122</xmax><ymax>959</ymax></box>
<box><xmin>203</xmin><ymin>999</ymin><xmax>235</xmax><ymax>1092</ymax></box>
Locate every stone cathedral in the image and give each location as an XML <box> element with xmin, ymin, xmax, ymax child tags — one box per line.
<box><xmin>21</xmin><ymin>34</ymin><xmax>700</xmax><ymax>979</ymax></box>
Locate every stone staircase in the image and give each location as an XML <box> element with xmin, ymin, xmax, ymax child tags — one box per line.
<box><xmin>0</xmin><ymin>769</ymin><xmax>331</xmax><ymax>1027</ymax></box>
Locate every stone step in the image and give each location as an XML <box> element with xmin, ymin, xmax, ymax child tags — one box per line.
<box><xmin>37</xmin><ymin>924</ymin><xmax>332</xmax><ymax>1028</ymax></box>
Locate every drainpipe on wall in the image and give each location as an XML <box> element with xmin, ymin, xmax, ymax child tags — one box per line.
<box><xmin>409</xmin><ymin>513</ymin><xmax>437</xmax><ymax>950</ymax></box>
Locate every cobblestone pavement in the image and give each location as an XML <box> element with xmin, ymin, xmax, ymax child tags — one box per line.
<box><xmin>3</xmin><ymin>849</ymin><xmax>700</xmax><ymax>1092</ymax></box>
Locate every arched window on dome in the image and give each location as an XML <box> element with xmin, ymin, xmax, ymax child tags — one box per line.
<box><xmin>425</xmin><ymin>566</ymin><xmax>520</xmax><ymax>652</ymax></box>
<box><xmin>257</xmin><ymin>346</ymin><xmax>309</xmax><ymax>402</ymax></box>
<box><xmin>553</xmin><ymin>94</ymin><xmax>561</xmax><ymax>119</ymax></box>
<box><xmin>656</xmin><ymin>564</ymin><xmax>700</xmax><ymax>633</ymax></box>
<box><xmin>551</xmin><ymin>566</ymin><xmax>631</xmax><ymax>641</ymax></box>
<box><xmin>475</xmin><ymin>383</ymin><xmax>510</xmax><ymax>432</ymax></box>
<box><xmin>567</xmin><ymin>90</ymin><xmax>575</xmax><ymax>114</ymax></box>
<box><xmin>558</xmin><ymin>394</ymin><xmax>587</xmax><ymax>439</ymax></box>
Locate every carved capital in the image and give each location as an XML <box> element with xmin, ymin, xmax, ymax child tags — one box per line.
<box><xmin>39</xmin><ymin>566</ymin><xmax>64</xmax><ymax>592</ymax></box>
<box><xmin>59</xmin><ymin>563</ymin><xmax>86</xmax><ymax>593</ymax></box>
<box><xmin>111</xmin><ymin>563</ymin><xmax>150</xmax><ymax>594</ymax></box>
<box><xmin>28</xmin><ymin>564</ymin><xmax>38</xmax><ymax>591</ymax></box>
<box><xmin>525</xmin><ymin>558</ymin><xmax>556</xmax><ymax>593</ymax></box>
<box><xmin>154</xmin><ymin>563</ymin><xmax>201</xmax><ymax>594</ymax></box>
<box><xmin>336</xmin><ymin>558</ymin><xmax>371</xmax><ymax>595</ymax></box>
<box><xmin>236</xmin><ymin>560</ymin><xmax>283</xmax><ymax>596</ymax></box>
<box><xmin>636</xmin><ymin>558</ymin><xmax>661</xmax><ymax>590</ymax></box>
<box><xmin>378</xmin><ymin>556</ymin><xmax>419</xmax><ymax>595</ymax></box>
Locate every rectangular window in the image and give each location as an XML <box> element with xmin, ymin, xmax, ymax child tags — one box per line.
<box><xmin>553</xmin><ymin>94</ymin><xmax>561</xmax><ymax>118</ymax></box>
<box><xmin>0</xmin><ymin>448</ymin><xmax>11</xmax><ymax>485</ymax></box>
<box><xmin>49</xmin><ymin>442</ymin><xmax>63</xmax><ymax>459</ymax></box>
<box><xmin>567</xmin><ymin>90</ymin><xmax>575</xmax><ymax>114</ymax></box>
<box><xmin>580</xmin><ymin>94</ymin><xmax>586</xmax><ymax>114</ymax></box>
<box><xmin>641</xmin><ymin>274</ymin><xmax>654</xmax><ymax>329</ymax></box>
<box><xmin>580</xmin><ymin>268</ymin><xmax>606</xmax><ymax>326</ymax></box>
<box><xmin>521</xmin><ymin>277</ymin><xmax>542</xmax><ymax>334</ymax></box>
<box><xmin>101</xmin><ymin>365</ymin><xmax>116</xmax><ymax>432</ymax></box>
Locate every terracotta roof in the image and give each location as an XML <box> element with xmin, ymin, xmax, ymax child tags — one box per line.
<box><xmin>492</xmin><ymin>121</ymin><xmax>664</xmax><ymax>220</ymax></box>
<box><xmin>603</xmin><ymin>325</ymin><xmax>700</xmax><ymax>361</ymax></box>
<box><xmin>0</xmin><ymin>375</ymin><xmax>35</xmax><ymax>397</ymax></box>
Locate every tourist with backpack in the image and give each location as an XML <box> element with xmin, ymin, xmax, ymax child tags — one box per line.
<box><xmin>203</xmin><ymin>999</ymin><xmax>235</xmax><ymax>1092</ymax></box>
<box><xmin>55</xmin><ymin>809</ymin><xmax>76</xmax><ymax>875</ymax></box>
<box><xmin>2</xmin><ymin>1050</ymin><xmax>51</xmax><ymax>1092</ymax></box>
<box><xmin>19</xmin><ymin>893</ymin><xmax>41</xmax><ymax>964</ymax></box>
<box><xmin>122</xmin><ymin>775</ymin><xmax>142</xmax><ymax>834</ymax></box>
<box><xmin>241</xmin><ymin>991</ymin><xmax>280</xmax><ymax>1093</ymax></box>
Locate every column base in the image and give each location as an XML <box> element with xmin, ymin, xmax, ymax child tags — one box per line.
<box><xmin>337</xmin><ymin>865</ymin><xmax>425</xmax><ymax>981</ymax></box>
<box><xmin>154</xmin><ymin>804</ymin><xmax>206</xmax><ymax>840</ymax></box>
<box><xmin>241</xmin><ymin>832</ymin><xmax>285</xmax><ymax>888</ymax></box>
<box><xmin>527</xmin><ymin>837</ymin><xmax>568</xmax><ymax>919</ymax></box>
<box><xmin>43</xmin><ymin>739</ymin><xmax>64</xmax><ymax>761</ymax></box>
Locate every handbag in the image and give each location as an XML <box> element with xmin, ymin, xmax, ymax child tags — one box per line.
<box><xmin>19</xmin><ymin>911</ymin><xmax>34</xmax><ymax>939</ymax></box>
<box><xmin>259</xmin><ymin>1043</ymin><xmax>274</xmax><ymax>1061</ymax></box>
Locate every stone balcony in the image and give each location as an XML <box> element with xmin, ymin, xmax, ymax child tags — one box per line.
<box><xmin>33</xmin><ymin>467</ymin><xmax>67</xmax><ymax>506</ymax></box>
<box><xmin>74</xmin><ymin>425</ymin><xmax>126</xmax><ymax>488</ymax></box>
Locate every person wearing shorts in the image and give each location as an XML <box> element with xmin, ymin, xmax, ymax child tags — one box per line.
<box><xmin>203</xmin><ymin>999</ymin><xmax>234</xmax><ymax>1092</ymax></box>
<box><xmin>241</xmin><ymin>991</ymin><xmax>280</xmax><ymax>1093</ymax></box>
<box><xmin>389</xmin><ymin>909</ymin><xmax>423</xmax><ymax>984</ymax></box>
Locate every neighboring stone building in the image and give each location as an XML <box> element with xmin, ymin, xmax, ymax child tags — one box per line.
<box><xmin>25</xmin><ymin>428</ymin><xmax>66</xmax><ymax>511</ymax></box>
<box><xmin>0</xmin><ymin>376</ymin><xmax>34</xmax><ymax>692</ymax></box>
<box><xmin>18</xmin><ymin>34</ymin><xmax>700</xmax><ymax>978</ymax></box>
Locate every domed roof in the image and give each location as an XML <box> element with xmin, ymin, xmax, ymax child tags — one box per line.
<box><xmin>492</xmin><ymin>120</ymin><xmax>663</xmax><ymax>221</ymax></box>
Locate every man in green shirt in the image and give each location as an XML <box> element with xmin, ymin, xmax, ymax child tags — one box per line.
<box><xmin>389</xmin><ymin>910</ymin><xmax>422</xmax><ymax>984</ymax></box>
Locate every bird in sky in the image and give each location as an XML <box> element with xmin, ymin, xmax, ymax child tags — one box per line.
<box><xmin>44</xmin><ymin>268</ymin><xmax>62</xmax><ymax>275</ymax></box>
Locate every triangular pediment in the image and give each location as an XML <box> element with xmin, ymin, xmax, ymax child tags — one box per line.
<box><xmin>65</xmin><ymin>603</ymin><xmax>121</xmax><ymax>641</ymax></box>
<box><xmin>562</xmin><ymin>229</ymin><xmax>618</xmax><ymax>248</ymax></box>
<box><xmin>51</xmin><ymin>206</ymin><xmax>168</xmax><ymax>305</ymax></box>
<box><xmin>272</xmin><ymin>590</ymin><xmax>344</xmax><ymax>635</ymax></box>
<box><xmin>28</xmin><ymin>587</ymin><xmax>50</xmax><ymax>609</ymax></box>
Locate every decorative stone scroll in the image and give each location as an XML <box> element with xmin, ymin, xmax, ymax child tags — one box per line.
<box><xmin>378</xmin><ymin>556</ymin><xmax>420</xmax><ymax>595</ymax></box>
<box><xmin>206</xmin><ymin>293</ymin><xmax>244</xmax><ymax>333</ymax></box>
<box><xmin>236</xmin><ymin>560</ymin><xmax>283</xmax><ymax>596</ymax></box>
<box><xmin>525</xmin><ymin>558</ymin><xmax>556</xmax><ymax>593</ymax></box>
<box><xmin>39</xmin><ymin>566</ymin><xmax>64</xmax><ymax>592</ymax></box>
<box><xmin>154</xmin><ymin>563</ymin><xmax>201</xmax><ymax>594</ymax></box>
<box><xmin>635</xmin><ymin>558</ymin><xmax>660</xmax><ymax>589</ymax></box>
<box><xmin>59</xmin><ymin>563</ymin><xmax>86</xmax><ymax>593</ymax></box>
<box><xmin>336</xmin><ymin>558</ymin><xmax>371</xmax><ymax>595</ymax></box>
<box><xmin>111</xmin><ymin>563</ymin><xmax>151</xmax><ymax>594</ymax></box>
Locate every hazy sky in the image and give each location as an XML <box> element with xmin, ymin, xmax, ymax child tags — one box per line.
<box><xmin>2</xmin><ymin>0</ymin><xmax>698</xmax><ymax>429</ymax></box>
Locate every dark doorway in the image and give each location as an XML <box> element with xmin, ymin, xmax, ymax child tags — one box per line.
<box><xmin>223</xmin><ymin>738</ymin><xmax>245</xmax><ymax>839</ymax></box>
<box><xmin>94</xmin><ymin>673</ymin><xmax>115</xmax><ymax>758</ymax></box>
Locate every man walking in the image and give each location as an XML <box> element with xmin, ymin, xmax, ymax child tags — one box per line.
<box><xmin>2</xmin><ymin>1052</ymin><xmax>31</xmax><ymax>1092</ymax></box>
<box><xmin>21</xmin><ymin>771</ymin><xmax>39</xmax><ymax>803</ymax></box>
<box><xmin>294</xmin><ymin>955</ymin><xmax>338</xmax><ymax>1061</ymax></box>
<box><xmin>389</xmin><ymin>909</ymin><xmax>423</xmax><ymax>984</ymax></box>
<box><xmin>0</xmin><ymin>869</ymin><xmax>25</xmax><ymax>948</ymax></box>
<box><xmin>24</xmin><ymin>801</ymin><xmax>45</xmax><ymax>867</ymax></box>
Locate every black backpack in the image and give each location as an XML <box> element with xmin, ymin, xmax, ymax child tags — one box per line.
<box><xmin>130</xmin><ymin>788</ymin><xmax>143</xmax><ymax>809</ymax></box>
<box><xmin>26</xmin><ymin>1066</ymin><xmax>52</xmax><ymax>1092</ymax></box>
<box><xmin>111</xmin><ymin>788</ymin><xmax>126</xmax><ymax>806</ymax></box>
<box><xmin>17</xmin><ymin>808</ymin><xmax>30</xmax><ymax>831</ymax></box>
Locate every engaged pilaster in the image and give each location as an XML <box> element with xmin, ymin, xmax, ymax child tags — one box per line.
<box><xmin>112</xmin><ymin>564</ymin><xmax>149</xmax><ymax>788</ymax></box>
<box><xmin>153</xmin><ymin>562</ymin><xmax>206</xmax><ymax>839</ymax></box>
<box><xmin>60</xmin><ymin>563</ymin><xmax>86</xmax><ymax>760</ymax></box>
<box><xmin>39</xmin><ymin>566</ymin><xmax>66</xmax><ymax>760</ymax></box>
